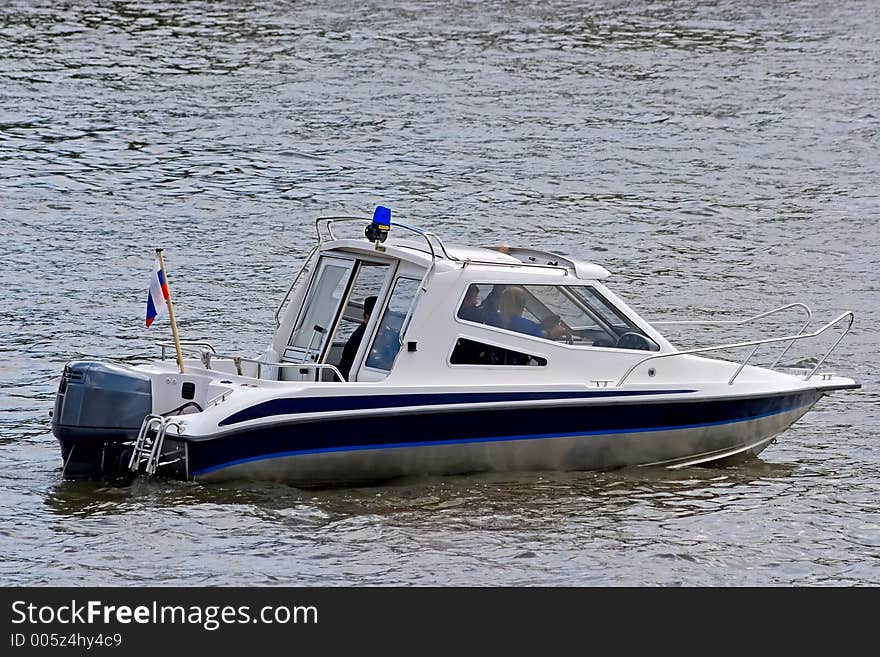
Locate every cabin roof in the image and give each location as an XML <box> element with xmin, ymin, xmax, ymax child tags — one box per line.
<box><xmin>322</xmin><ymin>236</ymin><xmax>611</xmax><ymax>280</ymax></box>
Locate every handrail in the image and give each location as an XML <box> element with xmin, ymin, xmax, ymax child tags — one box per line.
<box><xmin>392</xmin><ymin>220</ymin><xmax>440</xmax><ymax>261</ymax></box>
<box><xmin>651</xmin><ymin>302</ymin><xmax>812</xmax><ymax>326</ymax></box>
<box><xmin>615</xmin><ymin>311</ymin><xmax>854</xmax><ymax>387</ymax></box>
<box><xmin>158</xmin><ymin>341</ymin><xmax>216</xmax><ymax>360</ymax></box>
<box><xmin>651</xmin><ymin>302</ymin><xmax>813</xmax><ymax>369</ymax></box>
<box><xmin>261</xmin><ymin>361</ymin><xmax>344</xmax><ymax>382</ymax></box>
<box><xmin>313</xmin><ymin>215</ymin><xmax>572</xmax><ymax>274</ymax></box>
<box><xmin>314</xmin><ymin>215</ymin><xmax>361</xmax><ymax>243</ymax></box>
<box><xmin>184</xmin><ymin>348</ymin><xmax>346</xmax><ymax>382</ymax></box>
<box><xmin>313</xmin><ymin>215</ymin><xmax>440</xmax><ymax>262</ymax></box>
<box><xmin>804</xmin><ymin>313</ymin><xmax>854</xmax><ymax>380</ymax></box>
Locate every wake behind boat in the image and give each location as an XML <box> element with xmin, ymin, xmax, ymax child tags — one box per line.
<box><xmin>51</xmin><ymin>208</ymin><xmax>859</xmax><ymax>485</ymax></box>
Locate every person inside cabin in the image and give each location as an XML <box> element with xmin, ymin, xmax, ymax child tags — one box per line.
<box><xmin>458</xmin><ymin>284</ymin><xmax>484</xmax><ymax>322</ymax></box>
<box><xmin>539</xmin><ymin>313</ymin><xmax>572</xmax><ymax>342</ymax></box>
<box><xmin>477</xmin><ymin>283</ymin><xmax>507</xmax><ymax>320</ymax></box>
<box><xmin>486</xmin><ymin>286</ymin><xmax>542</xmax><ymax>338</ymax></box>
<box><xmin>478</xmin><ymin>284</ymin><xmax>569</xmax><ymax>342</ymax></box>
<box><xmin>338</xmin><ymin>295</ymin><xmax>377</xmax><ymax>381</ymax></box>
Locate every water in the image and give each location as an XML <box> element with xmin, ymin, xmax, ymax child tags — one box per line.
<box><xmin>1</xmin><ymin>0</ymin><xmax>878</xmax><ymax>586</ymax></box>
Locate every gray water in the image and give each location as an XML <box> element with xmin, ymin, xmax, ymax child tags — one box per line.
<box><xmin>1</xmin><ymin>0</ymin><xmax>878</xmax><ymax>586</ymax></box>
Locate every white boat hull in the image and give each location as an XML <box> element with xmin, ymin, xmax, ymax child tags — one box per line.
<box><xmin>191</xmin><ymin>400</ymin><xmax>815</xmax><ymax>485</ymax></box>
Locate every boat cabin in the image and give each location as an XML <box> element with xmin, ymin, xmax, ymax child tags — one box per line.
<box><xmin>269</xmin><ymin>213</ymin><xmax>669</xmax><ymax>387</ymax></box>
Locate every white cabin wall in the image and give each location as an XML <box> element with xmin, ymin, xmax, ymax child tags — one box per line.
<box><xmin>268</xmin><ymin>242</ymin><xmax>735</xmax><ymax>389</ymax></box>
<box><xmin>387</xmin><ymin>266</ymin><xmax>666</xmax><ymax>387</ymax></box>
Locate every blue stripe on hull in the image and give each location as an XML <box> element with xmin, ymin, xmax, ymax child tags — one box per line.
<box><xmin>218</xmin><ymin>389</ymin><xmax>696</xmax><ymax>426</ymax></box>
<box><xmin>190</xmin><ymin>390</ymin><xmax>820</xmax><ymax>477</ymax></box>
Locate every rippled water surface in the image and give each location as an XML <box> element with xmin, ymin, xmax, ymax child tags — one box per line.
<box><xmin>1</xmin><ymin>0</ymin><xmax>878</xmax><ymax>586</ymax></box>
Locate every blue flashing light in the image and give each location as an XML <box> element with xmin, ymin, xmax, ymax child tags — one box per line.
<box><xmin>365</xmin><ymin>205</ymin><xmax>392</xmax><ymax>243</ymax></box>
<box><xmin>372</xmin><ymin>205</ymin><xmax>391</xmax><ymax>228</ymax></box>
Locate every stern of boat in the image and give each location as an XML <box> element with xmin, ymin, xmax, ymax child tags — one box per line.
<box><xmin>51</xmin><ymin>360</ymin><xmax>189</xmax><ymax>481</ymax></box>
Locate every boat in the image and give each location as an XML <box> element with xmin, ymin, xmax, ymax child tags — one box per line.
<box><xmin>51</xmin><ymin>207</ymin><xmax>860</xmax><ymax>486</ymax></box>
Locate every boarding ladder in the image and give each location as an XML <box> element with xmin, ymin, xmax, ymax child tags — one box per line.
<box><xmin>128</xmin><ymin>414</ymin><xmax>184</xmax><ymax>476</ymax></box>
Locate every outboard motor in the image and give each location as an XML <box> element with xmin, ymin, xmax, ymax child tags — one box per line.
<box><xmin>52</xmin><ymin>361</ymin><xmax>153</xmax><ymax>479</ymax></box>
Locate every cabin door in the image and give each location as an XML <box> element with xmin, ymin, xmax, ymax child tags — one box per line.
<box><xmin>353</xmin><ymin>261</ymin><xmax>427</xmax><ymax>382</ymax></box>
<box><xmin>320</xmin><ymin>259</ymin><xmax>394</xmax><ymax>379</ymax></box>
<box><xmin>283</xmin><ymin>256</ymin><xmax>354</xmax><ymax>365</ymax></box>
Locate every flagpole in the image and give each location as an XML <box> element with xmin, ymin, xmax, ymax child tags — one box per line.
<box><xmin>155</xmin><ymin>248</ymin><xmax>186</xmax><ymax>374</ymax></box>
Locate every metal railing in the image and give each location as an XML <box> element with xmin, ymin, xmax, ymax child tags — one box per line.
<box><xmin>616</xmin><ymin>311</ymin><xmax>854</xmax><ymax>387</ymax></box>
<box><xmin>314</xmin><ymin>215</ymin><xmax>442</xmax><ymax>261</ymax></box>
<box><xmin>652</xmin><ymin>302</ymin><xmax>812</xmax><ymax>326</ymax></box>
<box><xmin>652</xmin><ymin>302</ymin><xmax>813</xmax><ymax>369</ymax></box>
<box><xmin>247</xmin><ymin>359</ymin><xmax>345</xmax><ymax>382</ymax></box>
<box><xmin>158</xmin><ymin>341</ymin><xmax>343</xmax><ymax>380</ymax></box>
<box><xmin>158</xmin><ymin>341</ymin><xmax>216</xmax><ymax>360</ymax></box>
<box><xmin>313</xmin><ymin>214</ymin><xmax>573</xmax><ymax>274</ymax></box>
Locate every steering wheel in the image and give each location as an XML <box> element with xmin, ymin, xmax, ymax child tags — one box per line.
<box><xmin>615</xmin><ymin>332</ymin><xmax>651</xmax><ymax>351</ymax></box>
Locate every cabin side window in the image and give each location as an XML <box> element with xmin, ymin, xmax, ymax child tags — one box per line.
<box><xmin>364</xmin><ymin>277</ymin><xmax>421</xmax><ymax>372</ymax></box>
<box><xmin>456</xmin><ymin>283</ymin><xmax>659</xmax><ymax>351</ymax></box>
<box><xmin>450</xmin><ymin>338</ymin><xmax>547</xmax><ymax>366</ymax></box>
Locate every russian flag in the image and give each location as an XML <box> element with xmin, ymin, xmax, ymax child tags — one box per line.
<box><xmin>145</xmin><ymin>260</ymin><xmax>170</xmax><ymax>327</ymax></box>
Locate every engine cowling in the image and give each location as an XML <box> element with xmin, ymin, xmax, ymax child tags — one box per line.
<box><xmin>52</xmin><ymin>360</ymin><xmax>153</xmax><ymax>479</ymax></box>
